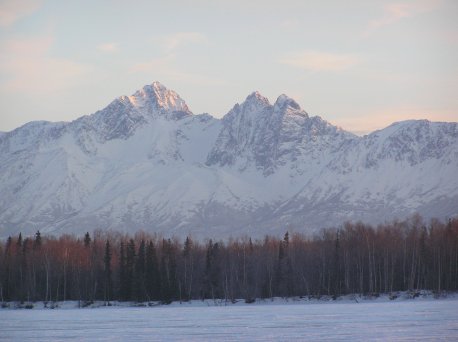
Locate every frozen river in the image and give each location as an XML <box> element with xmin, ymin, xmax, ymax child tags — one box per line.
<box><xmin>1</xmin><ymin>299</ymin><xmax>458</xmax><ymax>341</ymax></box>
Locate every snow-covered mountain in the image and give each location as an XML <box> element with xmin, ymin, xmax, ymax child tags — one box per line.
<box><xmin>1</xmin><ymin>82</ymin><xmax>457</xmax><ymax>238</ymax></box>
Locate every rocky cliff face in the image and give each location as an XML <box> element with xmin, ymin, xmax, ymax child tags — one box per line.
<box><xmin>206</xmin><ymin>92</ymin><xmax>354</xmax><ymax>175</ymax></box>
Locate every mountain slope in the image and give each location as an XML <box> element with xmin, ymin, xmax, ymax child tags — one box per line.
<box><xmin>0</xmin><ymin>82</ymin><xmax>457</xmax><ymax>238</ymax></box>
<box><xmin>206</xmin><ymin>92</ymin><xmax>355</xmax><ymax>175</ymax></box>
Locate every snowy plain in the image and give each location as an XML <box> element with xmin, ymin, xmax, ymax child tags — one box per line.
<box><xmin>1</xmin><ymin>295</ymin><xmax>458</xmax><ymax>341</ymax></box>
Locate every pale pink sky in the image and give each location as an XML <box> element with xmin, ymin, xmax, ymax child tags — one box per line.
<box><xmin>0</xmin><ymin>0</ymin><xmax>457</xmax><ymax>134</ymax></box>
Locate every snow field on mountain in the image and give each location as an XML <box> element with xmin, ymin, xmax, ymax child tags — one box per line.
<box><xmin>0</xmin><ymin>82</ymin><xmax>456</xmax><ymax>238</ymax></box>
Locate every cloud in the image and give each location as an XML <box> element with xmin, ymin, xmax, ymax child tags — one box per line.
<box><xmin>129</xmin><ymin>55</ymin><xmax>224</xmax><ymax>86</ymax></box>
<box><xmin>156</xmin><ymin>32</ymin><xmax>207</xmax><ymax>53</ymax></box>
<box><xmin>97</xmin><ymin>42</ymin><xmax>119</xmax><ymax>53</ymax></box>
<box><xmin>128</xmin><ymin>31</ymin><xmax>218</xmax><ymax>86</ymax></box>
<box><xmin>129</xmin><ymin>57</ymin><xmax>168</xmax><ymax>74</ymax></box>
<box><xmin>0</xmin><ymin>0</ymin><xmax>42</xmax><ymax>27</ymax></box>
<box><xmin>0</xmin><ymin>34</ymin><xmax>90</xmax><ymax>94</ymax></box>
<box><xmin>279</xmin><ymin>51</ymin><xmax>360</xmax><ymax>72</ymax></box>
<box><xmin>365</xmin><ymin>0</ymin><xmax>442</xmax><ymax>36</ymax></box>
<box><xmin>130</xmin><ymin>32</ymin><xmax>207</xmax><ymax>71</ymax></box>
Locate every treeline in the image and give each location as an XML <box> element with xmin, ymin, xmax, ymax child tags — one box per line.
<box><xmin>1</xmin><ymin>215</ymin><xmax>457</xmax><ymax>304</ymax></box>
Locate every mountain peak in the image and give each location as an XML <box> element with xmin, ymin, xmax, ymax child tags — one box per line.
<box><xmin>128</xmin><ymin>81</ymin><xmax>191</xmax><ymax>114</ymax></box>
<box><xmin>274</xmin><ymin>94</ymin><xmax>299</xmax><ymax>110</ymax></box>
<box><xmin>244</xmin><ymin>91</ymin><xmax>270</xmax><ymax>105</ymax></box>
<box><xmin>274</xmin><ymin>94</ymin><xmax>308</xmax><ymax>117</ymax></box>
<box><xmin>151</xmin><ymin>80</ymin><xmax>166</xmax><ymax>90</ymax></box>
<box><xmin>236</xmin><ymin>91</ymin><xmax>271</xmax><ymax>112</ymax></box>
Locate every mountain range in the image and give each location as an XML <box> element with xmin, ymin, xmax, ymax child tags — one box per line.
<box><xmin>1</xmin><ymin>82</ymin><xmax>457</xmax><ymax>238</ymax></box>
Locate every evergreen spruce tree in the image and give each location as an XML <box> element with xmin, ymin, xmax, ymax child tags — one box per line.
<box><xmin>16</xmin><ymin>233</ymin><xmax>22</xmax><ymax>248</ymax></box>
<box><xmin>5</xmin><ymin>236</ymin><xmax>12</xmax><ymax>250</ymax></box>
<box><xmin>20</xmin><ymin>238</ymin><xmax>30</xmax><ymax>302</ymax></box>
<box><xmin>183</xmin><ymin>237</ymin><xmax>192</xmax><ymax>257</ymax></box>
<box><xmin>146</xmin><ymin>240</ymin><xmax>160</xmax><ymax>301</ymax></box>
<box><xmin>103</xmin><ymin>240</ymin><xmax>113</xmax><ymax>303</ymax></box>
<box><xmin>276</xmin><ymin>232</ymin><xmax>293</xmax><ymax>297</ymax></box>
<box><xmin>283</xmin><ymin>231</ymin><xmax>289</xmax><ymax>248</ymax></box>
<box><xmin>134</xmin><ymin>240</ymin><xmax>146</xmax><ymax>302</ymax></box>
<box><xmin>160</xmin><ymin>239</ymin><xmax>178</xmax><ymax>304</ymax></box>
<box><xmin>202</xmin><ymin>239</ymin><xmax>213</xmax><ymax>299</ymax></box>
<box><xmin>244</xmin><ymin>238</ymin><xmax>255</xmax><ymax>302</ymax></box>
<box><xmin>3</xmin><ymin>237</ymin><xmax>13</xmax><ymax>301</ymax></box>
<box><xmin>119</xmin><ymin>242</ymin><xmax>127</xmax><ymax>301</ymax></box>
<box><xmin>332</xmin><ymin>231</ymin><xmax>342</xmax><ymax>298</ymax></box>
<box><xmin>182</xmin><ymin>236</ymin><xmax>194</xmax><ymax>301</ymax></box>
<box><xmin>125</xmin><ymin>239</ymin><xmax>136</xmax><ymax>301</ymax></box>
<box><xmin>203</xmin><ymin>240</ymin><xmax>221</xmax><ymax>300</ymax></box>
<box><xmin>33</xmin><ymin>231</ymin><xmax>42</xmax><ymax>250</ymax></box>
<box><xmin>84</xmin><ymin>232</ymin><xmax>91</xmax><ymax>248</ymax></box>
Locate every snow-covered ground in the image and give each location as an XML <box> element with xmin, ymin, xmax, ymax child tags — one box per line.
<box><xmin>1</xmin><ymin>294</ymin><xmax>457</xmax><ymax>341</ymax></box>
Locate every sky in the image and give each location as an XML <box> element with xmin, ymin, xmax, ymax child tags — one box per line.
<box><xmin>0</xmin><ymin>0</ymin><xmax>457</xmax><ymax>134</ymax></box>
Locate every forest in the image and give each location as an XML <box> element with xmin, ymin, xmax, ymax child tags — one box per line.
<box><xmin>1</xmin><ymin>215</ymin><xmax>457</xmax><ymax>305</ymax></box>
